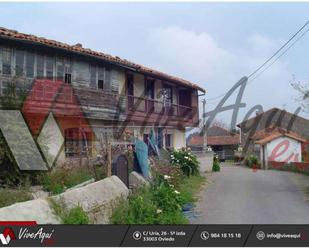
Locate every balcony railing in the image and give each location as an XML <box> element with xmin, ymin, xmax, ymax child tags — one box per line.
<box><xmin>127</xmin><ymin>95</ymin><xmax>195</xmax><ymax>118</ymax></box>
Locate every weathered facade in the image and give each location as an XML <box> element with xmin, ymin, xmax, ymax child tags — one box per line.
<box><xmin>0</xmin><ymin>27</ymin><xmax>205</xmax><ymax>166</ymax></box>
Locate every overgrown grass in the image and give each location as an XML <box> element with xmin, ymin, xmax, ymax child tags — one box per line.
<box><xmin>39</xmin><ymin>166</ymin><xmax>105</xmax><ymax>195</ymax></box>
<box><xmin>49</xmin><ymin>198</ymin><xmax>90</xmax><ymax>224</ymax></box>
<box><xmin>111</xmin><ymin>174</ymin><xmax>205</xmax><ymax>225</ymax></box>
<box><xmin>0</xmin><ymin>189</ymin><xmax>33</xmax><ymax>208</ymax></box>
<box><xmin>178</xmin><ymin>175</ymin><xmax>205</xmax><ymax>204</ymax></box>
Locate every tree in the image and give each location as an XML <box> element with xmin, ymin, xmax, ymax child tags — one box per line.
<box><xmin>291</xmin><ymin>75</ymin><xmax>309</xmax><ymax>113</ymax></box>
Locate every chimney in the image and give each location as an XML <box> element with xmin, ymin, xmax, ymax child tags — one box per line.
<box><xmin>74</xmin><ymin>43</ymin><xmax>83</xmax><ymax>48</ymax></box>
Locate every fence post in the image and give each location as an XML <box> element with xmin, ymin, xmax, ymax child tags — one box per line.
<box><xmin>107</xmin><ymin>141</ymin><xmax>112</xmax><ymax>177</ymax></box>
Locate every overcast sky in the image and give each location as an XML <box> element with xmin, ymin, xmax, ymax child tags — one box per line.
<box><xmin>1</xmin><ymin>2</ymin><xmax>309</xmax><ymax>125</ymax></box>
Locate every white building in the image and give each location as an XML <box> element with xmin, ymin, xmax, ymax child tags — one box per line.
<box><xmin>255</xmin><ymin>129</ymin><xmax>306</xmax><ymax>169</ymax></box>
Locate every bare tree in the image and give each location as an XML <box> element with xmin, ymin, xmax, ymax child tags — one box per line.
<box><xmin>291</xmin><ymin>75</ymin><xmax>309</xmax><ymax>113</ymax></box>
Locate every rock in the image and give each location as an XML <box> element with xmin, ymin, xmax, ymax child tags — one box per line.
<box><xmin>0</xmin><ymin>176</ymin><xmax>129</xmax><ymax>224</ymax></box>
<box><xmin>0</xmin><ymin>198</ymin><xmax>61</xmax><ymax>224</ymax></box>
<box><xmin>51</xmin><ymin>176</ymin><xmax>129</xmax><ymax>224</ymax></box>
<box><xmin>129</xmin><ymin>171</ymin><xmax>149</xmax><ymax>190</ymax></box>
<box><xmin>29</xmin><ymin>185</ymin><xmax>49</xmax><ymax>199</ymax></box>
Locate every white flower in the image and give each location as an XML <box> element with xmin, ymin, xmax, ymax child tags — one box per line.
<box><xmin>174</xmin><ymin>190</ymin><xmax>180</xmax><ymax>194</ymax></box>
<box><xmin>156</xmin><ymin>209</ymin><xmax>162</xmax><ymax>214</ymax></box>
<box><xmin>164</xmin><ymin>175</ymin><xmax>171</xmax><ymax>180</ymax></box>
<box><xmin>184</xmin><ymin>156</ymin><xmax>189</xmax><ymax>159</ymax></box>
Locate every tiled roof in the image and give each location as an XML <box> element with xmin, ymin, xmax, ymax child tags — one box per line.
<box><xmin>237</xmin><ymin>108</ymin><xmax>309</xmax><ymax>138</ymax></box>
<box><xmin>188</xmin><ymin>134</ymin><xmax>240</xmax><ymax>146</ymax></box>
<box><xmin>0</xmin><ymin>27</ymin><xmax>205</xmax><ymax>92</ymax></box>
<box><xmin>207</xmin><ymin>135</ymin><xmax>240</xmax><ymax>145</ymax></box>
<box><xmin>254</xmin><ymin>127</ymin><xmax>307</xmax><ymax>145</ymax></box>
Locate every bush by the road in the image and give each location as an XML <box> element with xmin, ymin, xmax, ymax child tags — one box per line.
<box><xmin>111</xmin><ymin>162</ymin><xmax>205</xmax><ymax>224</ymax></box>
<box><xmin>212</xmin><ymin>161</ymin><xmax>221</xmax><ymax>172</ymax></box>
<box><xmin>170</xmin><ymin>149</ymin><xmax>199</xmax><ymax>176</ymax></box>
<box><xmin>245</xmin><ymin>155</ymin><xmax>260</xmax><ymax>168</ymax></box>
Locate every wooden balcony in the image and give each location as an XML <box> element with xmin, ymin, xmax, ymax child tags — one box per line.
<box><xmin>126</xmin><ymin>95</ymin><xmax>199</xmax><ymax>127</ymax></box>
<box><xmin>7</xmin><ymin>79</ymin><xmax>199</xmax><ymax>128</ymax></box>
<box><xmin>21</xmin><ymin>80</ymin><xmax>126</xmax><ymax>121</ymax></box>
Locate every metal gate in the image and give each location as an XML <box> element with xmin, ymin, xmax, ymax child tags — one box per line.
<box><xmin>112</xmin><ymin>154</ymin><xmax>129</xmax><ymax>187</ymax></box>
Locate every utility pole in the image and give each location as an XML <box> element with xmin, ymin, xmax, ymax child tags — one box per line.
<box><xmin>202</xmin><ymin>99</ymin><xmax>207</xmax><ymax>152</ymax></box>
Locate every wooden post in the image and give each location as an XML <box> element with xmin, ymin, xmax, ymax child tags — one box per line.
<box><xmin>107</xmin><ymin>141</ymin><xmax>112</xmax><ymax>177</ymax></box>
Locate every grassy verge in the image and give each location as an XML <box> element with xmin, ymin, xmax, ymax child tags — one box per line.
<box><xmin>0</xmin><ymin>189</ymin><xmax>33</xmax><ymax>208</ymax></box>
<box><xmin>178</xmin><ymin>175</ymin><xmax>205</xmax><ymax>204</ymax></box>
<box><xmin>49</xmin><ymin>198</ymin><xmax>90</xmax><ymax>224</ymax></box>
<box><xmin>111</xmin><ymin>174</ymin><xmax>205</xmax><ymax>224</ymax></box>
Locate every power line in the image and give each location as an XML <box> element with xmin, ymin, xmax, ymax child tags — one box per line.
<box><xmin>204</xmin><ymin>20</ymin><xmax>309</xmax><ymax>103</ymax></box>
<box><xmin>247</xmin><ymin>20</ymin><xmax>309</xmax><ymax>79</ymax></box>
<box><xmin>249</xmin><ymin>26</ymin><xmax>309</xmax><ymax>83</ymax></box>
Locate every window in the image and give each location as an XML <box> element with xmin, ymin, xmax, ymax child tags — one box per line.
<box><xmin>26</xmin><ymin>52</ymin><xmax>35</xmax><ymax>78</ymax></box>
<box><xmin>36</xmin><ymin>54</ymin><xmax>44</xmax><ymax>79</ymax></box>
<box><xmin>64</xmin><ymin>128</ymin><xmax>92</xmax><ymax>158</ymax></box>
<box><xmin>1</xmin><ymin>81</ymin><xmax>10</xmax><ymax>96</ymax></box>
<box><xmin>98</xmin><ymin>80</ymin><xmax>104</xmax><ymax>90</ymax></box>
<box><xmin>64</xmin><ymin>59</ymin><xmax>71</xmax><ymax>81</ymax></box>
<box><xmin>2</xmin><ymin>48</ymin><xmax>12</xmax><ymax>75</ymax></box>
<box><xmin>65</xmin><ymin>73</ymin><xmax>71</xmax><ymax>84</ymax></box>
<box><xmin>56</xmin><ymin>58</ymin><xmax>64</xmax><ymax>81</ymax></box>
<box><xmin>162</xmin><ymin>86</ymin><xmax>172</xmax><ymax>106</ymax></box>
<box><xmin>90</xmin><ymin>64</ymin><xmax>96</xmax><ymax>88</ymax></box>
<box><xmin>46</xmin><ymin>56</ymin><xmax>54</xmax><ymax>80</ymax></box>
<box><xmin>165</xmin><ymin>134</ymin><xmax>173</xmax><ymax>148</ymax></box>
<box><xmin>98</xmin><ymin>67</ymin><xmax>104</xmax><ymax>89</ymax></box>
<box><xmin>15</xmin><ymin>50</ymin><xmax>25</xmax><ymax>76</ymax></box>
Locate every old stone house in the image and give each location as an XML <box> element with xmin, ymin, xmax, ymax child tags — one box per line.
<box><xmin>0</xmin><ymin>27</ymin><xmax>205</xmax><ymax>168</ymax></box>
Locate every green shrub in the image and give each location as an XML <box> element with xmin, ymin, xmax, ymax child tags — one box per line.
<box><xmin>0</xmin><ymin>189</ymin><xmax>33</xmax><ymax>208</ymax></box>
<box><xmin>170</xmin><ymin>149</ymin><xmax>200</xmax><ymax>176</ymax></box>
<box><xmin>245</xmin><ymin>155</ymin><xmax>259</xmax><ymax>168</ymax></box>
<box><xmin>111</xmin><ymin>188</ymin><xmax>157</xmax><ymax>224</ymax></box>
<box><xmin>112</xmin><ymin>168</ymin><xmax>205</xmax><ymax>225</ymax></box>
<box><xmin>151</xmin><ymin>179</ymin><xmax>185</xmax><ymax>212</ymax></box>
<box><xmin>49</xmin><ymin>199</ymin><xmax>89</xmax><ymax>224</ymax></box>
<box><xmin>212</xmin><ymin>161</ymin><xmax>221</xmax><ymax>172</ymax></box>
<box><xmin>62</xmin><ymin>206</ymin><xmax>89</xmax><ymax>224</ymax></box>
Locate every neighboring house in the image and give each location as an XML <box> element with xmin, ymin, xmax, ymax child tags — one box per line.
<box><xmin>254</xmin><ymin>127</ymin><xmax>306</xmax><ymax>169</ymax></box>
<box><xmin>0</xmin><ymin>27</ymin><xmax>205</xmax><ymax>166</ymax></box>
<box><xmin>237</xmin><ymin>107</ymin><xmax>309</xmax><ymax>166</ymax></box>
<box><xmin>187</xmin><ymin>126</ymin><xmax>240</xmax><ymax>160</ymax></box>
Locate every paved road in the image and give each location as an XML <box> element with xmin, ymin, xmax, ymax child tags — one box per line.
<box><xmin>190</xmin><ymin>164</ymin><xmax>309</xmax><ymax>224</ymax></box>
